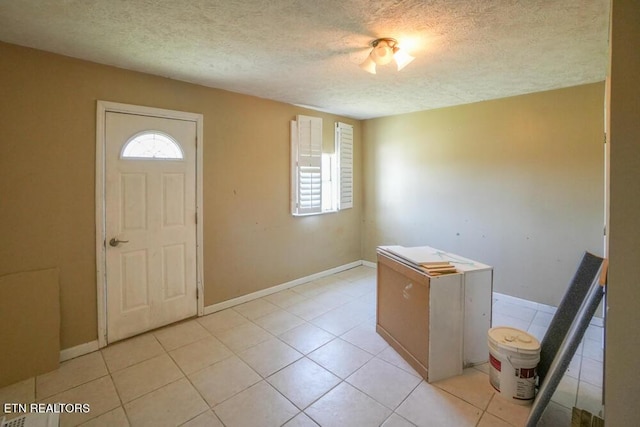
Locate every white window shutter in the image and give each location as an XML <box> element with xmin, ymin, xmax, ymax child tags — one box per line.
<box><xmin>336</xmin><ymin>122</ymin><xmax>354</xmax><ymax>210</ymax></box>
<box><xmin>291</xmin><ymin>115</ymin><xmax>323</xmax><ymax>215</ymax></box>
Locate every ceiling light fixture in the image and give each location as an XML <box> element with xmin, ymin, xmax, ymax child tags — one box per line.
<box><xmin>359</xmin><ymin>38</ymin><xmax>415</xmax><ymax>74</ymax></box>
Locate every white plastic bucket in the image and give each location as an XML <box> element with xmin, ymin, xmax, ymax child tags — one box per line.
<box><xmin>488</xmin><ymin>326</ymin><xmax>540</xmax><ymax>405</ymax></box>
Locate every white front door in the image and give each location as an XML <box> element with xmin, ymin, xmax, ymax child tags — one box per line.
<box><xmin>105</xmin><ymin>111</ymin><xmax>197</xmax><ymax>343</ymax></box>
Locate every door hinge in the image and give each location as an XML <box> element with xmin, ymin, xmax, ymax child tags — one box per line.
<box><xmin>196</xmin><ymin>287</ymin><xmax>199</xmax><ymax>299</ymax></box>
<box><xmin>195</xmin><ymin>212</ymin><xmax>198</xmax><ymax>224</ymax></box>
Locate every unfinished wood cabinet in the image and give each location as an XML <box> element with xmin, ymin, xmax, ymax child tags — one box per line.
<box><xmin>376</xmin><ymin>246</ymin><xmax>493</xmax><ymax>383</ymax></box>
<box><xmin>377</xmin><ymin>251</ymin><xmax>464</xmax><ymax>382</ymax></box>
<box><xmin>377</xmin><ymin>253</ymin><xmax>432</xmax><ymax>370</ymax></box>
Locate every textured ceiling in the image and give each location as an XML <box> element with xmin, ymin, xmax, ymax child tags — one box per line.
<box><xmin>0</xmin><ymin>0</ymin><xmax>610</xmax><ymax>119</ymax></box>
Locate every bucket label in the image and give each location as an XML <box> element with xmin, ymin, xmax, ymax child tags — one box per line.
<box><xmin>513</xmin><ymin>367</ymin><xmax>537</xmax><ymax>400</ymax></box>
<box><xmin>489</xmin><ymin>354</ymin><xmax>501</xmax><ymax>391</ymax></box>
<box><xmin>490</xmin><ymin>354</ymin><xmax>501</xmax><ymax>372</ymax></box>
<box><xmin>518</xmin><ymin>367</ymin><xmax>535</xmax><ymax>379</ymax></box>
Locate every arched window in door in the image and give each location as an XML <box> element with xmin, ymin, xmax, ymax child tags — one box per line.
<box><xmin>121</xmin><ymin>131</ymin><xmax>184</xmax><ymax>160</ymax></box>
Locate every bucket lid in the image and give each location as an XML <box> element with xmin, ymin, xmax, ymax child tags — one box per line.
<box><xmin>489</xmin><ymin>327</ymin><xmax>540</xmax><ymax>353</ymax></box>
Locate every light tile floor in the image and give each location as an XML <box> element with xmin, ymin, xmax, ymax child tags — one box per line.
<box><xmin>0</xmin><ymin>266</ymin><xmax>604</xmax><ymax>426</ymax></box>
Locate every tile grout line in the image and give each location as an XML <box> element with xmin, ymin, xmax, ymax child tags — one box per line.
<box><xmin>97</xmin><ymin>349</ymin><xmax>130</xmax><ymax>427</ymax></box>
<box><xmin>8</xmin><ymin>268</ymin><xmax>598</xmax><ymax>426</ymax></box>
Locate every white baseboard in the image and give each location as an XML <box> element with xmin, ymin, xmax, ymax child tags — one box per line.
<box><xmin>362</xmin><ymin>260</ymin><xmax>376</xmax><ymax>268</ymax></box>
<box><xmin>59</xmin><ymin>340</ymin><xmax>100</xmax><ymax>362</ymax></box>
<box><xmin>493</xmin><ymin>292</ymin><xmax>540</xmax><ymax>310</ymax></box>
<box><xmin>203</xmin><ymin>260</ymin><xmax>367</xmax><ymax>315</ymax></box>
<box><xmin>65</xmin><ymin>261</ymin><xmax>372</xmax><ymax>360</ymax></box>
<box><xmin>493</xmin><ymin>292</ymin><xmax>604</xmax><ymax>327</ymax></box>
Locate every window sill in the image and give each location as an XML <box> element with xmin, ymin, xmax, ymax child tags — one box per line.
<box><xmin>292</xmin><ymin>209</ymin><xmax>338</xmax><ymax>217</ymax></box>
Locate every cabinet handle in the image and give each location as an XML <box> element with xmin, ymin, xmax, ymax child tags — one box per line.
<box><xmin>403</xmin><ymin>283</ymin><xmax>413</xmax><ymax>300</ymax></box>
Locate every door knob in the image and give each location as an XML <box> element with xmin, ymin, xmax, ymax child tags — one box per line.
<box><xmin>109</xmin><ymin>237</ymin><xmax>129</xmax><ymax>247</ymax></box>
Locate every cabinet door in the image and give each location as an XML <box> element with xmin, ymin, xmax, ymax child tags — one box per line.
<box><xmin>377</xmin><ymin>254</ymin><xmax>430</xmax><ymax>369</ymax></box>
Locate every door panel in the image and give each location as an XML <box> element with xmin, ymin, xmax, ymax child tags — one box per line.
<box><xmin>163</xmin><ymin>244</ymin><xmax>186</xmax><ymax>299</ymax></box>
<box><xmin>105</xmin><ymin>112</ymin><xmax>197</xmax><ymax>343</ymax></box>
<box><xmin>122</xmin><ymin>173</ymin><xmax>147</xmax><ymax>230</ymax></box>
<box><xmin>121</xmin><ymin>250</ymin><xmax>149</xmax><ymax>310</ymax></box>
<box><xmin>162</xmin><ymin>173</ymin><xmax>185</xmax><ymax>226</ymax></box>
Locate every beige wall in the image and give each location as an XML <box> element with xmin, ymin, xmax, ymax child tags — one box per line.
<box><xmin>0</xmin><ymin>268</ymin><xmax>60</xmax><ymax>387</ymax></box>
<box><xmin>362</xmin><ymin>83</ymin><xmax>605</xmax><ymax>306</ymax></box>
<box><xmin>0</xmin><ymin>42</ymin><xmax>362</xmax><ymax>350</ymax></box>
<box><xmin>605</xmin><ymin>0</ymin><xmax>640</xmax><ymax>424</ymax></box>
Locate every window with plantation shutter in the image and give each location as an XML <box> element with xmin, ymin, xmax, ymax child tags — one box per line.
<box><xmin>291</xmin><ymin>115</ymin><xmax>323</xmax><ymax>215</ymax></box>
<box><xmin>336</xmin><ymin>122</ymin><xmax>354</xmax><ymax>209</ymax></box>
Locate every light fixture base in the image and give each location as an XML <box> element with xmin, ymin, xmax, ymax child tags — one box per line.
<box><xmin>371</xmin><ymin>38</ymin><xmax>398</xmax><ymax>49</ymax></box>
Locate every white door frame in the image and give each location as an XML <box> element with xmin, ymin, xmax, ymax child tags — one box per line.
<box><xmin>95</xmin><ymin>100</ymin><xmax>204</xmax><ymax>348</ymax></box>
